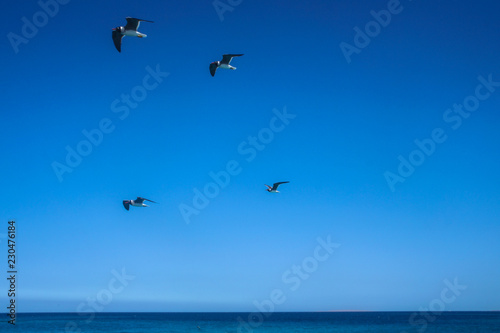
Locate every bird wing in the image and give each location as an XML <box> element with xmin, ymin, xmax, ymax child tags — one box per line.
<box><xmin>125</xmin><ymin>17</ymin><xmax>141</xmax><ymax>31</ymax></box>
<box><xmin>138</xmin><ymin>197</ymin><xmax>157</xmax><ymax>204</ymax></box>
<box><xmin>209</xmin><ymin>62</ymin><xmax>218</xmax><ymax>76</ymax></box>
<box><xmin>112</xmin><ymin>29</ymin><xmax>123</xmax><ymax>52</ymax></box>
<box><xmin>122</xmin><ymin>201</ymin><xmax>130</xmax><ymax>210</ymax></box>
<box><xmin>265</xmin><ymin>184</ymin><xmax>272</xmax><ymax>190</ymax></box>
<box><xmin>272</xmin><ymin>181</ymin><xmax>289</xmax><ymax>191</ymax></box>
<box><xmin>221</xmin><ymin>54</ymin><xmax>243</xmax><ymax>65</ymax></box>
<box><xmin>125</xmin><ymin>17</ymin><xmax>153</xmax><ymax>31</ymax></box>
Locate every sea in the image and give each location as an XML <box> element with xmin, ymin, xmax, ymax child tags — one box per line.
<box><xmin>5</xmin><ymin>312</ymin><xmax>500</xmax><ymax>332</ymax></box>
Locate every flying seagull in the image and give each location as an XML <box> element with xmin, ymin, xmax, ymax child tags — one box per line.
<box><xmin>122</xmin><ymin>197</ymin><xmax>157</xmax><ymax>210</ymax></box>
<box><xmin>265</xmin><ymin>181</ymin><xmax>290</xmax><ymax>193</ymax></box>
<box><xmin>112</xmin><ymin>17</ymin><xmax>153</xmax><ymax>52</ymax></box>
<box><xmin>210</xmin><ymin>54</ymin><xmax>244</xmax><ymax>77</ymax></box>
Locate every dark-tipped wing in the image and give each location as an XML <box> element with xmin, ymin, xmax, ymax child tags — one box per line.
<box><xmin>122</xmin><ymin>200</ymin><xmax>130</xmax><ymax>210</ymax></box>
<box><xmin>221</xmin><ymin>54</ymin><xmax>243</xmax><ymax>65</ymax></box>
<box><xmin>209</xmin><ymin>62</ymin><xmax>218</xmax><ymax>77</ymax></box>
<box><xmin>272</xmin><ymin>181</ymin><xmax>289</xmax><ymax>191</ymax></box>
<box><xmin>125</xmin><ymin>17</ymin><xmax>153</xmax><ymax>31</ymax></box>
<box><xmin>112</xmin><ymin>29</ymin><xmax>123</xmax><ymax>52</ymax></box>
<box><xmin>137</xmin><ymin>197</ymin><xmax>157</xmax><ymax>204</ymax></box>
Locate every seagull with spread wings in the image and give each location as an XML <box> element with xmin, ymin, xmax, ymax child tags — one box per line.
<box><xmin>112</xmin><ymin>17</ymin><xmax>154</xmax><ymax>52</ymax></box>
<box><xmin>210</xmin><ymin>54</ymin><xmax>244</xmax><ymax>76</ymax></box>
<box><xmin>122</xmin><ymin>197</ymin><xmax>158</xmax><ymax>211</ymax></box>
<box><xmin>265</xmin><ymin>181</ymin><xmax>290</xmax><ymax>193</ymax></box>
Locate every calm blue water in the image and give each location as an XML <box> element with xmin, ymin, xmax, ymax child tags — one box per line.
<box><xmin>5</xmin><ymin>312</ymin><xmax>500</xmax><ymax>332</ymax></box>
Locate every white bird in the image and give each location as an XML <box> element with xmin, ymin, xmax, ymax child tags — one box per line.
<box><xmin>265</xmin><ymin>181</ymin><xmax>289</xmax><ymax>193</ymax></box>
<box><xmin>210</xmin><ymin>54</ymin><xmax>244</xmax><ymax>76</ymax></box>
<box><xmin>122</xmin><ymin>197</ymin><xmax>157</xmax><ymax>210</ymax></box>
<box><xmin>112</xmin><ymin>17</ymin><xmax>153</xmax><ymax>52</ymax></box>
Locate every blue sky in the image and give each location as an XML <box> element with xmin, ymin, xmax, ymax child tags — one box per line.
<box><xmin>1</xmin><ymin>0</ymin><xmax>499</xmax><ymax>313</ymax></box>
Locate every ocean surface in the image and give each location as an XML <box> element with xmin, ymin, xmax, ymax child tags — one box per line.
<box><xmin>6</xmin><ymin>312</ymin><xmax>500</xmax><ymax>332</ymax></box>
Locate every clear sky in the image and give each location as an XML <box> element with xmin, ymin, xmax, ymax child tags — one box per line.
<box><xmin>1</xmin><ymin>0</ymin><xmax>499</xmax><ymax>313</ymax></box>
